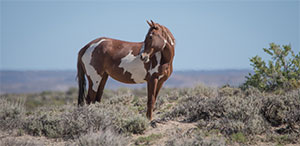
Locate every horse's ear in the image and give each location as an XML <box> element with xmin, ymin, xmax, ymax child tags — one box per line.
<box><xmin>150</xmin><ymin>20</ymin><xmax>159</xmax><ymax>29</ymax></box>
<box><xmin>150</xmin><ymin>20</ymin><xmax>155</xmax><ymax>26</ymax></box>
<box><xmin>147</xmin><ymin>20</ymin><xmax>152</xmax><ymax>27</ymax></box>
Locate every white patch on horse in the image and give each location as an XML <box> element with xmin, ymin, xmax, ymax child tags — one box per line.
<box><xmin>162</xmin><ymin>39</ymin><xmax>167</xmax><ymax>49</ymax></box>
<box><xmin>82</xmin><ymin>39</ymin><xmax>106</xmax><ymax>92</ymax></box>
<box><xmin>149</xmin><ymin>52</ymin><xmax>162</xmax><ymax>76</ymax></box>
<box><xmin>159</xmin><ymin>74</ymin><xmax>164</xmax><ymax>80</ymax></box>
<box><xmin>119</xmin><ymin>50</ymin><xmax>147</xmax><ymax>83</ymax></box>
<box><xmin>167</xmin><ymin>34</ymin><xmax>174</xmax><ymax>46</ymax></box>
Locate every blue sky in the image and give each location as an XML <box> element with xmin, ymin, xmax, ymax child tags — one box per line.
<box><xmin>1</xmin><ymin>0</ymin><xmax>299</xmax><ymax>71</ymax></box>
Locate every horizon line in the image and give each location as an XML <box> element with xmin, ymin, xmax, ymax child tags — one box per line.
<box><xmin>0</xmin><ymin>68</ymin><xmax>252</xmax><ymax>72</ymax></box>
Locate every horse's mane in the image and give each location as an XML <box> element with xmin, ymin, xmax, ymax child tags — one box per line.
<box><xmin>158</xmin><ymin>24</ymin><xmax>175</xmax><ymax>46</ymax></box>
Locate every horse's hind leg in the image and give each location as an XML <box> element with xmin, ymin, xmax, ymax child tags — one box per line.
<box><xmin>86</xmin><ymin>79</ymin><xmax>97</xmax><ymax>104</ymax></box>
<box><xmin>95</xmin><ymin>72</ymin><xmax>109</xmax><ymax>102</ymax></box>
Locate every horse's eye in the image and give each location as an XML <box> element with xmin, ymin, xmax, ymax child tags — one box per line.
<box><xmin>149</xmin><ymin>33</ymin><xmax>153</xmax><ymax>39</ymax></box>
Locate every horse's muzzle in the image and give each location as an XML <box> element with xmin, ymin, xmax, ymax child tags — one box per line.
<box><xmin>140</xmin><ymin>53</ymin><xmax>150</xmax><ymax>63</ymax></box>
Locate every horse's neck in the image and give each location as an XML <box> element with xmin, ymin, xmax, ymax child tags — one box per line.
<box><xmin>161</xmin><ymin>43</ymin><xmax>174</xmax><ymax>65</ymax></box>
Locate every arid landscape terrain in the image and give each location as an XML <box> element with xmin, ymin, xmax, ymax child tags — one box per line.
<box><xmin>0</xmin><ymin>85</ymin><xmax>299</xmax><ymax>146</ymax></box>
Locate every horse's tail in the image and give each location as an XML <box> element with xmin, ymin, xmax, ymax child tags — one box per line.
<box><xmin>77</xmin><ymin>49</ymin><xmax>86</xmax><ymax>106</ymax></box>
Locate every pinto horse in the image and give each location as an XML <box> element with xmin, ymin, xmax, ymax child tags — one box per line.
<box><xmin>77</xmin><ymin>20</ymin><xmax>175</xmax><ymax>120</ymax></box>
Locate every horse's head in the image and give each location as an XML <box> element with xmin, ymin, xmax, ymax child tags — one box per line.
<box><xmin>140</xmin><ymin>20</ymin><xmax>167</xmax><ymax>63</ymax></box>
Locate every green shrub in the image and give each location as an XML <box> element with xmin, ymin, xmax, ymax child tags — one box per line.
<box><xmin>243</xmin><ymin>43</ymin><xmax>300</xmax><ymax>92</ymax></box>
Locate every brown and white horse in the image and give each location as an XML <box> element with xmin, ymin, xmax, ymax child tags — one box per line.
<box><xmin>77</xmin><ymin>20</ymin><xmax>175</xmax><ymax>120</ymax></box>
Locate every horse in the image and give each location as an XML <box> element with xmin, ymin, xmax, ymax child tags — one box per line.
<box><xmin>77</xmin><ymin>20</ymin><xmax>175</xmax><ymax>120</ymax></box>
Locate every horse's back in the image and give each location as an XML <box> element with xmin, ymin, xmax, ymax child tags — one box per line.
<box><xmin>79</xmin><ymin>37</ymin><xmax>146</xmax><ymax>84</ymax></box>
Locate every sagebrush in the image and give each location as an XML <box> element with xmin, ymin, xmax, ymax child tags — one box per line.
<box><xmin>1</xmin><ymin>86</ymin><xmax>300</xmax><ymax>145</ymax></box>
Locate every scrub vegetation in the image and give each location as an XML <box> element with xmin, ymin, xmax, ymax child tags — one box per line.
<box><xmin>1</xmin><ymin>86</ymin><xmax>299</xmax><ymax>146</ymax></box>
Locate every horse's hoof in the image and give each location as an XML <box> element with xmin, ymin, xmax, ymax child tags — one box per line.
<box><xmin>150</xmin><ymin>120</ymin><xmax>157</xmax><ymax>128</ymax></box>
<box><xmin>146</xmin><ymin>112</ymin><xmax>152</xmax><ymax>121</ymax></box>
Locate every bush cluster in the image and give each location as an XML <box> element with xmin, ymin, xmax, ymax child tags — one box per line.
<box><xmin>161</xmin><ymin>86</ymin><xmax>300</xmax><ymax>144</ymax></box>
<box><xmin>0</xmin><ymin>91</ymin><xmax>148</xmax><ymax>141</ymax></box>
<box><xmin>243</xmin><ymin>43</ymin><xmax>300</xmax><ymax>93</ymax></box>
<box><xmin>0</xmin><ymin>98</ymin><xmax>25</xmax><ymax>131</ymax></box>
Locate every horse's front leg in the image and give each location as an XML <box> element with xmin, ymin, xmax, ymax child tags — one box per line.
<box><xmin>146</xmin><ymin>77</ymin><xmax>158</xmax><ymax>120</ymax></box>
